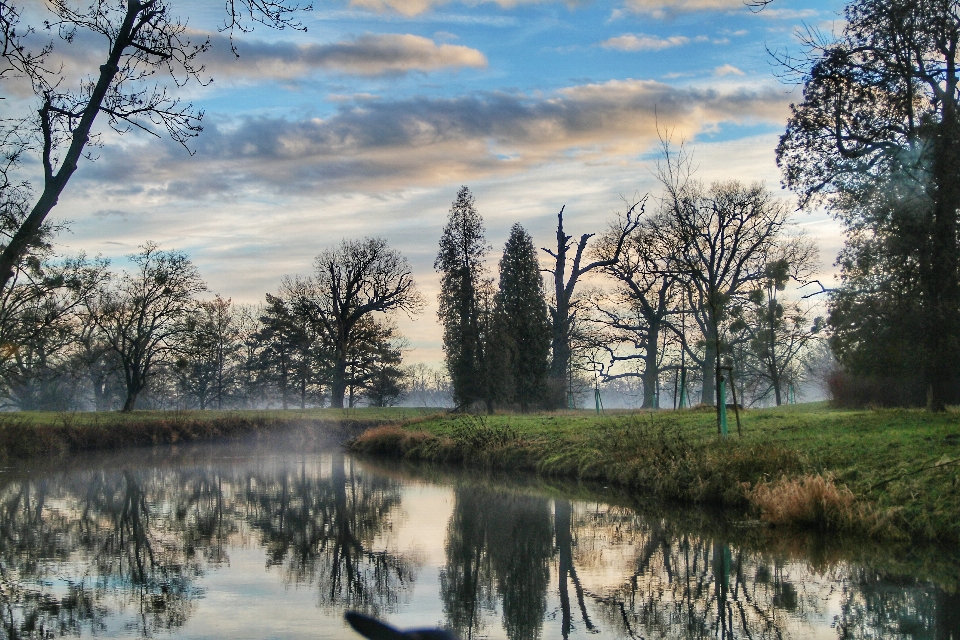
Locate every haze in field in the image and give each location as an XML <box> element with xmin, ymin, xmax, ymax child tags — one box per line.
<box><xmin>13</xmin><ymin>0</ymin><xmax>842</xmax><ymax>366</ymax></box>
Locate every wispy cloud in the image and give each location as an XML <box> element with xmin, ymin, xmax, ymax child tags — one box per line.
<box><xmin>754</xmin><ymin>8</ymin><xmax>819</xmax><ymax>19</ymax></box>
<box><xmin>621</xmin><ymin>0</ymin><xmax>747</xmax><ymax>19</ymax></box>
<box><xmin>347</xmin><ymin>0</ymin><xmax>552</xmax><ymax>17</ymax></box>
<box><xmin>600</xmin><ymin>34</ymin><xmax>690</xmax><ymax>51</ymax></box>
<box><xmin>204</xmin><ymin>32</ymin><xmax>487</xmax><ymax>78</ymax></box>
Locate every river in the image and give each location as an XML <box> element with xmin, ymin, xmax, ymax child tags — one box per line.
<box><xmin>1</xmin><ymin>439</ymin><xmax>958</xmax><ymax>639</ymax></box>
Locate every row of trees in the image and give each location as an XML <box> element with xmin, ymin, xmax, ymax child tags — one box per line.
<box><xmin>0</xmin><ymin>236</ymin><xmax>426</xmax><ymax>411</ymax></box>
<box><xmin>436</xmin><ymin>148</ymin><xmax>824</xmax><ymax>412</ymax></box>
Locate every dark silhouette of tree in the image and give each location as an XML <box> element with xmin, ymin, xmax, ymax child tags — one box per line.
<box><xmin>0</xmin><ymin>0</ymin><xmax>308</xmax><ymax>293</ymax></box>
<box><xmin>776</xmin><ymin>0</ymin><xmax>960</xmax><ymax>410</ymax></box>
<box><xmin>0</xmin><ymin>252</ymin><xmax>107</xmax><ymax>409</ymax></box>
<box><xmin>492</xmin><ymin>224</ymin><xmax>551</xmax><ymax>411</ymax></box>
<box><xmin>436</xmin><ymin>187</ymin><xmax>491</xmax><ymax>411</ymax></box>
<box><xmin>542</xmin><ymin>203</ymin><xmax>641</xmax><ymax>408</ymax></box>
<box><xmin>176</xmin><ymin>295</ymin><xmax>240</xmax><ymax>410</ymax></box>
<box><xmin>254</xmin><ymin>292</ymin><xmax>312</xmax><ymax>409</ymax></box>
<box><xmin>593</xmin><ymin>208</ymin><xmax>680</xmax><ymax>408</ymax></box>
<box><xmin>353</xmin><ymin>318</ymin><xmax>406</xmax><ymax>407</ymax></box>
<box><xmin>296</xmin><ymin>238</ymin><xmax>421</xmax><ymax>409</ymax></box>
<box><xmin>92</xmin><ymin>243</ymin><xmax>206</xmax><ymax>411</ymax></box>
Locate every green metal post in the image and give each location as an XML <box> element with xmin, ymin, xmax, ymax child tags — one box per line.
<box><xmin>718</xmin><ymin>375</ymin><xmax>728</xmax><ymax>436</ymax></box>
<box><xmin>678</xmin><ymin>368</ymin><xmax>687</xmax><ymax>409</ymax></box>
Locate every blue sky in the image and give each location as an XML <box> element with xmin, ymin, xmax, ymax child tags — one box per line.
<box><xmin>11</xmin><ymin>0</ymin><xmax>845</xmax><ymax>365</ymax></box>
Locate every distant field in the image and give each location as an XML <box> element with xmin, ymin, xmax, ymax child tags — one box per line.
<box><xmin>350</xmin><ymin>402</ymin><xmax>960</xmax><ymax>542</ymax></box>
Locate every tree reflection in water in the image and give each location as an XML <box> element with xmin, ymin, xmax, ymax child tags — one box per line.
<box><xmin>441</xmin><ymin>487</ymin><xmax>552</xmax><ymax>640</ymax></box>
<box><xmin>0</xmin><ymin>453</ymin><xmax>412</xmax><ymax>639</ymax></box>
<box><xmin>441</xmin><ymin>490</ymin><xmax>960</xmax><ymax>640</ymax></box>
<box><xmin>1</xmin><ymin>454</ymin><xmax>960</xmax><ymax>640</ymax></box>
<box><xmin>244</xmin><ymin>452</ymin><xmax>415</xmax><ymax>614</ymax></box>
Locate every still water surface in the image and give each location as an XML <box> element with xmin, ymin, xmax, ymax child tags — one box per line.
<box><xmin>1</xmin><ymin>441</ymin><xmax>959</xmax><ymax>640</ymax></box>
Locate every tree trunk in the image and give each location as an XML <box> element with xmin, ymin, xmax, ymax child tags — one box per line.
<box><xmin>555</xmin><ymin>499</ymin><xmax>572</xmax><ymax>640</ymax></box>
<box><xmin>122</xmin><ymin>389</ymin><xmax>139</xmax><ymax>412</ymax></box>
<box><xmin>642</xmin><ymin>321</ymin><xmax>660</xmax><ymax>408</ymax></box>
<box><xmin>331</xmin><ymin>357</ymin><xmax>347</xmax><ymax>409</ymax></box>
<box><xmin>701</xmin><ymin>338</ymin><xmax>717</xmax><ymax>406</ymax></box>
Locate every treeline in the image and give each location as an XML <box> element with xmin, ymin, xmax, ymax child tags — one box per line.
<box><xmin>0</xmin><ymin>233</ymin><xmax>439</xmax><ymax>411</ymax></box>
<box><xmin>435</xmin><ymin>144</ymin><xmax>825</xmax><ymax>412</ymax></box>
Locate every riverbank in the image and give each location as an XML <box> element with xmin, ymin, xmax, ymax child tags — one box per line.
<box><xmin>0</xmin><ymin>407</ymin><xmax>436</xmax><ymax>463</ymax></box>
<box><xmin>348</xmin><ymin>403</ymin><xmax>960</xmax><ymax>542</ymax></box>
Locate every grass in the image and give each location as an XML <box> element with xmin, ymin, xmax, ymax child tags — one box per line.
<box><xmin>0</xmin><ymin>407</ymin><xmax>439</xmax><ymax>463</ymax></box>
<box><xmin>348</xmin><ymin>402</ymin><xmax>960</xmax><ymax>542</ymax></box>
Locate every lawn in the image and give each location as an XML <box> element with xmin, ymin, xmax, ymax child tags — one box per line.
<box><xmin>350</xmin><ymin>402</ymin><xmax>960</xmax><ymax>542</ymax></box>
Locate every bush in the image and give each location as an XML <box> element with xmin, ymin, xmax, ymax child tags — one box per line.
<box><xmin>827</xmin><ymin>370</ymin><xmax>929</xmax><ymax>407</ymax></box>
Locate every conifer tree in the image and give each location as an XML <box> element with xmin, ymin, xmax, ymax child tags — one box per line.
<box><xmin>436</xmin><ymin>187</ymin><xmax>489</xmax><ymax>410</ymax></box>
<box><xmin>494</xmin><ymin>224</ymin><xmax>551</xmax><ymax>411</ymax></box>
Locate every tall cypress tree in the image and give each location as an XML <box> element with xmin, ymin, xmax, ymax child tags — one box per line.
<box><xmin>494</xmin><ymin>224</ymin><xmax>551</xmax><ymax>411</ymax></box>
<box><xmin>436</xmin><ymin>186</ymin><xmax>489</xmax><ymax>410</ymax></box>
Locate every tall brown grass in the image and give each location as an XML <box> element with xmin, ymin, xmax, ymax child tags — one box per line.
<box><xmin>749</xmin><ymin>474</ymin><xmax>862</xmax><ymax>531</ymax></box>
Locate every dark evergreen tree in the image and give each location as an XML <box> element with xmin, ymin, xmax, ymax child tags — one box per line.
<box><xmin>436</xmin><ymin>186</ymin><xmax>490</xmax><ymax>411</ymax></box>
<box><xmin>255</xmin><ymin>293</ymin><xmax>313</xmax><ymax>410</ymax></box>
<box><xmin>493</xmin><ymin>224</ymin><xmax>551</xmax><ymax>411</ymax></box>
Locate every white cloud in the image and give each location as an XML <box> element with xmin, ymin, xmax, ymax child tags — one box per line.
<box><xmin>600</xmin><ymin>34</ymin><xmax>690</xmax><ymax>51</ymax></box>
<box><xmin>714</xmin><ymin>64</ymin><xmax>745</xmax><ymax>76</ymax></box>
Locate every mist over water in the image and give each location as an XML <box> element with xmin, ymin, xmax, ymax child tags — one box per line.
<box><xmin>1</xmin><ymin>443</ymin><xmax>957</xmax><ymax>639</ymax></box>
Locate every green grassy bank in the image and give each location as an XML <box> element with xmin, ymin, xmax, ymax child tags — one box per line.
<box><xmin>0</xmin><ymin>407</ymin><xmax>435</xmax><ymax>463</ymax></box>
<box><xmin>348</xmin><ymin>403</ymin><xmax>960</xmax><ymax>542</ymax></box>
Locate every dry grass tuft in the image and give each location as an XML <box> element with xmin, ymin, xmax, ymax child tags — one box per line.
<box><xmin>750</xmin><ymin>474</ymin><xmax>862</xmax><ymax>531</ymax></box>
<box><xmin>351</xmin><ymin>425</ymin><xmax>436</xmax><ymax>457</ymax></box>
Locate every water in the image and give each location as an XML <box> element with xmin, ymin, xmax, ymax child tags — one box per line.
<box><xmin>1</xmin><ymin>441</ymin><xmax>958</xmax><ymax>640</ymax></box>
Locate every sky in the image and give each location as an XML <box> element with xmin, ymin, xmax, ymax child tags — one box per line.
<box><xmin>9</xmin><ymin>0</ymin><xmax>845</xmax><ymax>366</ymax></box>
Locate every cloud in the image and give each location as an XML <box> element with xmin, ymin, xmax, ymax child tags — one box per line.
<box><xmin>754</xmin><ymin>8</ymin><xmax>819</xmax><ymax>19</ymax></box>
<box><xmin>621</xmin><ymin>0</ymin><xmax>748</xmax><ymax>18</ymax></box>
<box><xmin>346</xmin><ymin>0</ymin><xmax>555</xmax><ymax>17</ymax></box>
<box><xmin>600</xmin><ymin>34</ymin><xmax>690</xmax><ymax>51</ymax></box>
<box><xmin>714</xmin><ymin>64</ymin><xmax>745</xmax><ymax>76</ymax></box>
<box><xmin>78</xmin><ymin>78</ymin><xmax>789</xmax><ymax>198</ymax></box>
<box><xmin>204</xmin><ymin>32</ymin><xmax>487</xmax><ymax>79</ymax></box>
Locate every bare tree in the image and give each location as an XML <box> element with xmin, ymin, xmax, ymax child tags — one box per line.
<box><xmin>657</xmin><ymin>142</ymin><xmax>789</xmax><ymax>407</ymax></box>
<box><xmin>0</xmin><ymin>0</ymin><xmax>308</xmax><ymax>292</ymax></box>
<box><xmin>592</xmin><ymin>208</ymin><xmax>680</xmax><ymax>408</ymax></box>
<box><xmin>728</xmin><ymin>235</ymin><xmax>821</xmax><ymax>405</ymax></box>
<box><xmin>541</xmin><ymin>203</ymin><xmax>642</xmax><ymax>407</ymax></box>
<box><xmin>296</xmin><ymin>237</ymin><xmax>422</xmax><ymax>409</ymax></box>
<box><xmin>92</xmin><ymin>243</ymin><xmax>206</xmax><ymax>411</ymax></box>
